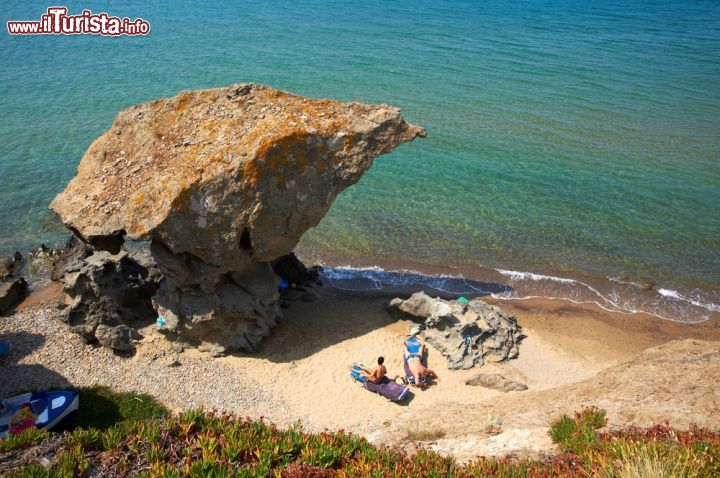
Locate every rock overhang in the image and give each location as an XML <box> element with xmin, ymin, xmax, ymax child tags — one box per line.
<box><xmin>50</xmin><ymin>83</ymin><xmax>425</xmax><ymax>354</ymax></box>
<box><xmin>50</xmin><ymin>83</ymin><xmax>426</xmax><ymax>268</ymax></box>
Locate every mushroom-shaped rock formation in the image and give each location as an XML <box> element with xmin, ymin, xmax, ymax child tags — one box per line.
<box><xmin>51</xmin><ymin>83</ymin><xmax>425</xmax><ymax>355</ymax></box>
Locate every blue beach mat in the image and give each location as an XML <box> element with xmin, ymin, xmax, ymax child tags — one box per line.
<box><xmin>404</xmin><ymin>337</ymin><xmax>422</xmax><ymax>355</ymax></box>
<box><xmin>349</xmin><ymin>364</ymin><xmax>368</xmax><ymax>383</ymax></box>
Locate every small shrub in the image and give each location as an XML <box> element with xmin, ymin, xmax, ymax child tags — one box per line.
<box><xmin>54</xmin><ymin>449</ymin><xmax>82</xmax><ymax>478</ymax></box>
<box><xmin>549</xmin><ymin>405</ymin><xmax>607</xmax><ymax>454</ymax></box>
<box><xmin>577</xmin><ymin>406</ymin><xmax>608</xmax><ymax>430</ymax></box>
<box><xmin>483</xmin><ymin>410</ymin><xmax>504</xmax><ymax>434</ymax></box>
<box><xmin>404</xmin><ymin>427</ymin><xmax>447</xmax><ymax>442</ymax></box>
<box><xmin>306</xmin><ymin>443</ymin><xmax>343</xmax><ymax>468</ymax></box>
<box><xmin>179</xmin><ymin>408</ymin><xmax>206</xmax><ymax>435</ymax></box>
<box><xmin>0</xmin><ymin>427</ymin><xmax>48</xmax><ymax>452</ymax></box>
<box><xmin>282</xmin><ymin>462</ymin><xmax>333</xmax><ymax>477</ymax></box>
<box><xmin>187</xmin><ymin>460</ymin><xmax>230</xmax><ymax>478</ymax></box>
<box><xmin>66</xmin><ymin>427</ymin><xmax>101</xmax><ymax>449</ymax></box>
<box><xmin>614</xmin><ymin>445</ymin><xmax>689</xmax><ymax>478</ymax></box>
<box><xmin>137</xmin><ymin>420</ymin><xmax>161</xmax><ymax>444</ymax></box>
<box><xmin>100</xmin><ymin>425</ymin><xmax>125</xmax><ymax>450</ymax></box>
<box><xmin>549</xmin><ymin>414</ymin><xmax>578</xmax><ymax>444</ymax></box>
<box><xmin>148</xmin><ymin>463</ymin><xmax>181</xmax><ymax>478</ymax></box>
<box><xmin>5</xmin><ymin>464</ymin><xmax>52</xmax><ymax>478</ymax></box>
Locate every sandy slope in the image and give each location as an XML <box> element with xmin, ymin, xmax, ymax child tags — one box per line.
<box><xmin>3</xmin><ymin>283</ymin><xmax>719</xmax><ymax>461</ymax></box>
<box><xmin>214</xmin><ymin>286</ymin><xmax>720</xmax><ymax>460</ymax></box>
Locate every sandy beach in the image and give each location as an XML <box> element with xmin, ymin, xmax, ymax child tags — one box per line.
<box><xmin>2</xmin><ymin>280</ymin><xmax>719</xmax><ymax>462</ymax></box>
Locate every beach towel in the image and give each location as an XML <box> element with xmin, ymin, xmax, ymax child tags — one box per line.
<box><xmin>404</xmin><ymin>337</ymin><xmax>422</xmax><ymax>355</ymax></box>
<box><xmin>363</xmin><ymin>377</ymin><xmax>410</xmax><ymax>402</ymax></box>
<box><xmin>349</xmin><ymin>364</ymin><xmax>410</xmax><ymax>402</ymax></box>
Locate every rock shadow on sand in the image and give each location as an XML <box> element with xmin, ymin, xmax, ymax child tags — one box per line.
<box><xmin>248</xmin><ymin>270</ymin><xmax>512</xmax><ymax>364</ymax></box>
<box><xmin>0</xmin><ymin>332</ymin><xmax>71</xmax><ymax>397</ymax></box>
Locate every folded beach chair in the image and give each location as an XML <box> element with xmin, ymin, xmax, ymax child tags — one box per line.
<box><xmin>349</xmin><ymin>364</ymin><xmax>410</xmax><ymax>402</ymax></box>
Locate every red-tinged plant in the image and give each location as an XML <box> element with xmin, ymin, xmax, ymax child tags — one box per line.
<box><xmin>4</xmin><ymin>407</ymin><xmax>720</xmax><ymax>477</ymax></box>
<box><xmin>8</xmin><ymin>404</ymin><xmax>37</xmax><ymax>436</ymax></box>
<box><xmin>282</xmin><ymin>462</ymin><xmax>334</xmax><ymax>477</ymax></box>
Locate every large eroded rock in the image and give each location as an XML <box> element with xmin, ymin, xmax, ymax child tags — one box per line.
<box><xmin>389</xmin><ymin>292</ymin><xmax>524</xmax><ymax>369</ymax></box>
<box><xmin>51</xmin><ymin>84</ymin><xmax>425</xmax><ymax>354</ymax></box>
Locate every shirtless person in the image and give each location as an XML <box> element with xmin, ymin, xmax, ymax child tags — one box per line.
<box><xmin>404</xmin><ymin>337</ymin><xmax>439</xmax><ymax>387</ymax></box>
<box><xmin>357</xmin><ymin>357</ymin><xmax>387</xmax><ymax>384</ymax></box>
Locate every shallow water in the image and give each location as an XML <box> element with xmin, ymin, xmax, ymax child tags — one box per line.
<box><xmin>1</xmin><ymin>0</ymin><xmax>718</xmax><ymax>321</ymax></box>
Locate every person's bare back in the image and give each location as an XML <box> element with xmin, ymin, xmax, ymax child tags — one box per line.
<box><xmin>360</xmin><ymin>357</ymin><xmax>386</xmax><ymax>384</ymax></box>
<box><xmin>404</xmin><ymin>337</ymin><xmax>439</xmax><ymax>387</ymax></box>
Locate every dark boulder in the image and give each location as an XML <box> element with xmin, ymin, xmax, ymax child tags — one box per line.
<box><xmin>57</xmin><ymin>247</ymin><xmax>161</xmax><ymax>351</ymax></box>
<box><xmin>51</xmin><ymin>235</ymin><xmax>93</xmax><ymax>282</ymax></box>
<box><xmin>95</xmin><ymin>324</ymin><xmax>141</xmax><ymax>351</ymax></box>
<box><xmin>0</xmin><ymin>278</ymin><xmax>28</xmax><ymax>314</ymax></box>
<box><xmin>272</xmin><ymin>252</ymin><xmax>317</xmax><ymax>285</ymax></box>
<box><xmin>0</xmin><ymin>252</ymin><xmax>27</xmax><ymax>313</ymax></box>
<box><xmin>0</xmin><ymin>252</ymin><xmax>22</xmax><ymax>281</ymax></box>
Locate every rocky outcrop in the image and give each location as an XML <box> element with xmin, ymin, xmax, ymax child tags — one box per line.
<box><xmin>0</xmin><ymin>252</ymin><xmax>23</xmax><ymax>280</ymax></box>
<box><xmin>57</xmin><ymin>248</ymin><xmax>161</xmax><ymax>351</ymax></box>
<box><xmin>388</xmin><ymin>292</ymin><xmax>523</xmax><ymax>369</ymax></box>
<box><xmin>51</xmin><ymin>235</ymin><xmax>92</xmax><ymax>282</ymax></box>
<box><xmin>465</xmin><ymin>373</ymin><xmax>528</xmax><ymax>392</ymax></box>
<box><xmin>150</xmin><ymin>241</ymin><xmax>280</xmax><ymax>356</ymax></box>
<box><xmin>0</xmin><ymin>252</ymin><xmax>27</xmax><ymax>314</ymax></box>
<box><xmin>50</xmin><ymin>84</ymin><xmax>424</xmax><ymax>354</ymax></box>
<box><xmin>0</xmin><ymin>279</ymin><xmax>27</xmax><ymax>314</ymax></box>
<box><xmin>272</xmin><ymin>252</ymin><xmax>318</xmax><ymax>286</ymax></box>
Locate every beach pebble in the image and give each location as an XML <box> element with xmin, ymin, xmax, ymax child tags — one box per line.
<box><xmin>0</xmin><ymin>304</ymin><xmax>288</xmax><ymax>421</ymax></box>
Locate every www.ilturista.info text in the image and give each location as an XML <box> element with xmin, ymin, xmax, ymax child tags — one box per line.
<box><xmin>7</xmin><ymin>7</ymin><xmax>150</xmax><ymax>36</ymax></box>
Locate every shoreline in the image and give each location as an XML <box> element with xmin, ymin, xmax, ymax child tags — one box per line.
<box><xmin>8</xmin><ymin>233</ymin><xmax>719</xmax><ymax>326</ymax></box>
<box><xmin>3</xmin><ymin>277</ymin><xmax>719</xmax><ymax>459</ymax></box>
<box><xmin>300</xmin><ymin>252</ymin><xmax>720</xmax><ymax>325</ymax></box>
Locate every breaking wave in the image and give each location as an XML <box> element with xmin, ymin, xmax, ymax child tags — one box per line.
<box><xmin>320</xmin><ymin>265</ymin><xmax>719</xmax><ymax>324</ymax></box>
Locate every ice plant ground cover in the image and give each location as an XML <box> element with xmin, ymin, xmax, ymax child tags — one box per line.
<box><xmin>1</xmin><ymin>398</ymin><xmax>719</xmax><ymax>477</ymax></box>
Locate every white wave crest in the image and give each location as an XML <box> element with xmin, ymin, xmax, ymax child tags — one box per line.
<box><xmin>318</xmin><ymin>265</ymin><xmax>719</xmax><ymax>324</ymax></box>
<box><xmin>495</xmin><ymin>268</ymin><xmax>577</xmax><ymax>284</ymax></box>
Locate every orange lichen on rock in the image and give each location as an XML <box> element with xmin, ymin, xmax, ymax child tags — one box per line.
<box><xmin>50</xmin><ymin>83</ymin><xmax>426</xmax><ymax>266</ymax></box>
<box><xmin>49</xmin><ymin>84</ymin><xmax>425</xmax><ymax>355</ymax></box>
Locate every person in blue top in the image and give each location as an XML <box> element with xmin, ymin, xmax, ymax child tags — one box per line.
<box><xmin>404</xmin><ymin>337</ymin><xmax>439</xmax><ymax>387</ymax></box>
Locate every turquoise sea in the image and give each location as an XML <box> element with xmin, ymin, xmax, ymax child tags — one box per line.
<box><xmin>1</xmin><ymin>1</ymin><xmax>719</xmax><ymax>322</ymax></box>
